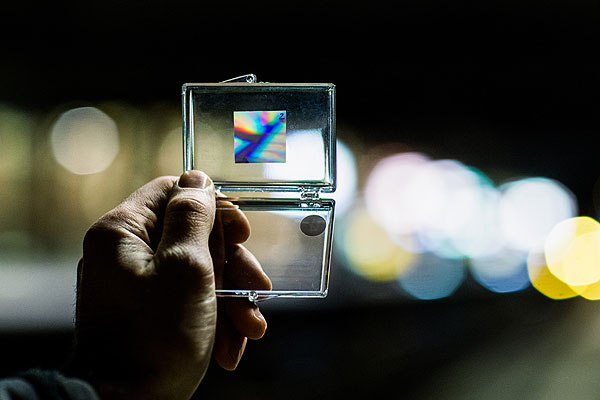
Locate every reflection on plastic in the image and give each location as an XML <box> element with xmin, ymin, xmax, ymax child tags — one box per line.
<box><xmin>263</xmin><ymin>129</ymin><xmax>324</xmax><ymax>180</ymax></box>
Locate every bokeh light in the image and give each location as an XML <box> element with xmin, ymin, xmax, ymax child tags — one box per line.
<box><xmin>498</xmin><ymin>178</ymin><xmax>577</xmax><ymax>252</ymax></box>
<box><xmin>527</xmin><ymin>241</ymin><xmax>579</xmax><ymax>300</ymax></box>
<box><xmin>0</xmin><ymin>106</ymin><xmax>33</xmax><ymax>178</ymax></box>
<box><xmin>470</xmin><ymin>249</ymin><xmax>531</xmax><ymax>293</ymax></box>
<box><xmin>545</xmin><ymin>217</ymin><xmax>600</xmax><ymax>287</ymax></box>
<box><xmin>329</xmin><ymin>139</ymin><xmax>358</xmax><ymax>216</ymax></box>
<box><xmin>407</xmin><ymin>160</ymin><xmax>499</xmax><ymax>259</ymax></box>
<box><xmin>364</xmin><ymin>152</ymin><xmax>431</xmax><ymax>251</ymax></box>
<box><xmin>364</xmin><ymin>154</ymin><xmax>506</xmax><ymax>259</ymax></box>
<box><xmin>360</xmin><ymin>151</ymin><xmax>584</xmax><ymax>296</ymax></box>
<box><xmin>4</xmin><ymin>99</ymin><xmax>595</xmax><ymax>304</ymax></box>
<box><xmin>340</xmin><ymin>203</ymin><xmax>417</xmax><ymax>282</ymax></box>
<box><xmin>50</xmin><ymin>107</ymin><xmax>120</xmax><ymax>175</ymax></box>
<box><xmin>449</xmin><ymin>183</ymin><xmax>504</xmax><ymax>259</ymax></box>
<box><xmin>577</xmin><ymin>280</ymin><xmax>600</xmax><ymax>301</ymax></box>
<box><xmin>398</xmin><ymin>252</ymin><xmax>466</xmax><ymax>300</ymax></box>
<box><xmin>1</xmin><ymin>106</ymin><xmax>35</xmax><ymax>254</ymax></box>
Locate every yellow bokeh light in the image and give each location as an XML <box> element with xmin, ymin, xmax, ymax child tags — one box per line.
<box><xmin>577</xmin><ymin>281</ymin><xmax>600</xmax><ymax>300</ymax></box>
<box><xmin>527</xmin><ymin>244</ymin><xmax>579</xmax><ymax>300</ymax></box>
<box><xmin>343</xmin><ymin>207</ymin><xmax>416</xmax><ymax>281</ymax></box>
<box><xmin>545</xmin><ymin>217</ymin><xmax>600</xmax><ymax>287</ymax></box>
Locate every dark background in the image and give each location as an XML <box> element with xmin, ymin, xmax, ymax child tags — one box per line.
<box><xmin>2</xmin><ymin>1</ymin><xmax>600</xmax><ymax>398</ymax></box>
<box><xmin>3</xmin><ymin>0</ymin><xmax>599</xmax><ymax>210</ymax></box>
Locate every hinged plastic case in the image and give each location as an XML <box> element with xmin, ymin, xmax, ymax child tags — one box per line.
<box><xmin>182</xmin><ymin>76</ymin><xmax>336</xmax><ymax>300</ymax></box>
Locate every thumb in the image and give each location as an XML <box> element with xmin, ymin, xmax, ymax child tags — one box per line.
<box><xmin>155</xmin><ymin>170</ymin><xmax>216</xmax><ymax>278</ymax></box>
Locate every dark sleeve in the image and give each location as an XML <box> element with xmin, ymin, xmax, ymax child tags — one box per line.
<box><xmin>0</xmin><ymin>370</ymin><xmax>99</xmax><ymax>400</ymax></box>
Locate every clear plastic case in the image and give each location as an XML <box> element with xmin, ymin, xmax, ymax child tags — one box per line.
<box><xmin>182</xmin><ymin>76</ymin><xmax>336</xmax><ymax>299</ymax></box>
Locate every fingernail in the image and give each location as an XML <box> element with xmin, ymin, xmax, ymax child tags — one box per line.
<box><xmin>179</xmin><ymin>170</ymin><xmax>212</xmax><ymax>188</ymax></box>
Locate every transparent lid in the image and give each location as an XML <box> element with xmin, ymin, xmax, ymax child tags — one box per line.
<box><xmin>183</xmin><ymin>80</ymin><xmax>336</xmax><ymax>192</ymax></box>
<box><xmin>212</xmin><ymin>198</ymin><xmax>335</xmax><ymax>300</ymax></box>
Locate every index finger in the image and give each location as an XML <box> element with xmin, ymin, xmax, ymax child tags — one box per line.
<box><xmin>215</xmin><ymin>198</ymin><xmax>251</xmax><ymax>244</ymax></box>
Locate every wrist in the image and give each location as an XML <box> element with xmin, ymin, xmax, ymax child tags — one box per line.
<box><xmin>64</xmin><ymin>345</ymin><xmax>201</xmax><ymax>400</ymax></box>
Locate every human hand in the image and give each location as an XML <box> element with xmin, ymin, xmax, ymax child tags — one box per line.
<box><xmin>69</xmin><ymin>171</ymin><xmax>271</xmax><ymax>400</ymax></box>
<box><xmin>210</xmin><ymin>197</ymin><xmax>273</xmax><ymax>371</ymax></box>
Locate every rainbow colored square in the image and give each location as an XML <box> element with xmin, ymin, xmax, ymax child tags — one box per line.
<box><xmin>234</xmin><ymin>110</ymin><xmax>286</xmax><ymax>163</ymax></box>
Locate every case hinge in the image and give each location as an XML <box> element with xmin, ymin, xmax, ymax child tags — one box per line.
<box><xmin>300</xmin><ymin>187</ymin><xmax>320</xmax><ymax>201</ymax></box>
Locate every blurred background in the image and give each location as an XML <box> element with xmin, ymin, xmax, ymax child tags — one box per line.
<box><xmin>2</xmin><ymin>0</ymin><xmax>600</xmax><ymax>398</ymax></box>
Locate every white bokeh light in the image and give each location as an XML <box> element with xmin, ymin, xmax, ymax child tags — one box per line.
<box><xmin>50</xmin><ymin>107</ymin><xmax>120</xmax><ymax>175</ymax></box>
<box><xmin>451</xmin><ymin>184</ymin><xmax>505</xmax><ymax>259</ymax></box>
<box><xmin>364</xmin><ymin>152</ymin><xmax>431</xmax><ymax>236</ymax></box>
<box><xmin>498</xmin><ymin>177</ymin><xmax>577</xmax><ymax>252</ymax></box>
<box><xmin>365</xmin><ymin>154</ymin><xmax>504</xmax><ymax>258</ymax></box>
<box><xmin>329</xmin><ymin>140</ymin><xmax>358</xmax><ymax>216</ymax></box>
<box><xmin>408</xmin><ymin>160</ymin><xmax>498</xmax><ymax>259</ymax></box>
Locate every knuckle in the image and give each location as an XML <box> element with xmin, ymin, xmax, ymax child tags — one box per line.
<box><xmin>83</xmin><ymin>217</ymin><xmax>122</xmax><ymax>251</ymax></box>
<box><xmin>155</xmin><ymin>245</ymin><xmax>213</xmax><ymax>281</ymax></box>
<box><xmin>167</xmin><ymin>196</ymin><xmax>214</xmax><ymax>227</ymax></box>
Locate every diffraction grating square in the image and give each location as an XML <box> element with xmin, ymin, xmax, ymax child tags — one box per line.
<box><xmin>234</xmin><ymin>110</ymin><xmax>286</xmax><ymax>163</ymax></box>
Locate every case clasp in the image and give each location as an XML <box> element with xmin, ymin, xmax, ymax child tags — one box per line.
<box><xmin>221</xmin><ymin>74</ymin><xmax>257</xmax><ymax>83</ymax></box>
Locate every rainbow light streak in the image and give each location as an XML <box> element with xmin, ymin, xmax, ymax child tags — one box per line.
<box><xmin>234</xmin><ymin>110</ymin><xmax>286</xmax><ymax>163</ymax></box>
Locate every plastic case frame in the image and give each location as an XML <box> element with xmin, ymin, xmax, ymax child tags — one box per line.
<box><xmin>182</xmin><ymin>75</ymin><xmax>336</xmax><ymax>300</ymax></box>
